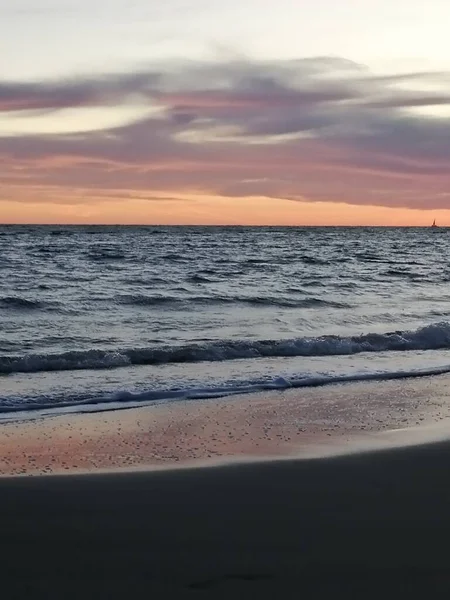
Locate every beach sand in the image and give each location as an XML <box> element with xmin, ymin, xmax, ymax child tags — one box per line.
<box><xmin>3</xmin><ymin>441</ymin><xmax>450</xmax><ymax>598</ymax></box>
<box><xmin>2</xmin><ymin>377</ymin><xmax>450</xmax><ymax>597</ymax></box>
<box><xmin>2</xmin><ymin>374</ymin><xmax>450</xmax><ymax>475</ymax></box>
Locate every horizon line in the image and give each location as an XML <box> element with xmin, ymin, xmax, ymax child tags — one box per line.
<box><xmin>0</xmin><ymin>223</ymin><xmax>445</xmax><ymax>228</ymax></box>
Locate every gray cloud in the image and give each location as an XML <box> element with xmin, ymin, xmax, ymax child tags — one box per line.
<box><xmin>1</xmin><ymin>56</ymin><xmax>448</xmax><ymax>114</ymax></box>
<box><xmin>1</xmin><ymin>56</ymin><xmax>450</xmax><ymax>211</ymax></box>
<box><xmin>0</xmin><ymin>71</ymin><xmax>163</xmax><ymax>112</ymax></box>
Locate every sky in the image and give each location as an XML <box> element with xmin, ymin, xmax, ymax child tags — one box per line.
<box><xmin>1</xmin><ymin>0</ymin><xmax>450</xmax><ymax>225</ymax></box>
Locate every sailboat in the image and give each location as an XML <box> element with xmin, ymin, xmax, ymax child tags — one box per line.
<box><xmin>432</xmin><ymin>219</ymin><xmax>438</xmax><ymax>228</ymax></box>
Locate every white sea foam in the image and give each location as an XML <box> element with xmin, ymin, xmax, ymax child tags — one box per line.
<box><xmin>2</xmin><ymin>362</ymin><xmax>450</xmax><ymax>421</ymax></box>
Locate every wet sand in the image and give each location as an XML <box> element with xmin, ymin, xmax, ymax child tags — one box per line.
<box><xmin>2</xmin><ymin>440</ymin><xmax>450</xmax><ymax>598</ymax></box>
<box><xmin>2</xmin><ymin>375</ymin><xmax>449</xmax><ymax>475</ymax></box>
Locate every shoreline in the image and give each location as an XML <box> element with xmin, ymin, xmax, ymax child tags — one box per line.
<box><xmin>2</xmin><ymin>374</ymin><xmax>450</xmax><ymax>477</ymax></box>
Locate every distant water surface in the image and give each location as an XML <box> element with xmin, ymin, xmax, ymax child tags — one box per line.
<box><xmin>2</xmin><ymin>225</ymin><xmax>450</xmax><ymax>418</ymax></box>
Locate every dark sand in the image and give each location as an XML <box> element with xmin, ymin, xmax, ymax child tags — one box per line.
<box><xmin>3</xmin><ymin>440</ymin><xmax>450</xmax><ymax>598</ymax></box>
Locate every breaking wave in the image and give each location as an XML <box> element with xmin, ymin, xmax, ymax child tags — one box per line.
<box><xmin>2</xmin><ymin>322</ymin><xmax>450</xmax><ymax>375</ymax></box>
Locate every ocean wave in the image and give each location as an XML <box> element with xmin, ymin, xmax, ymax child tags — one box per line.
<box><xmin>356</xmin><ymin>252</ymin><xmax>384</xmax><ymax>262</ymax></box>
<box><xmin>382</xmin><ymin>268</ymin><xmax>426</xmax><ymax>280</ymax></box>
<box><xmin>87</xmin><ymin>250</ymin><xmax>126</xmax><ymax>261</ymax></box>
<box><xmin>0</xmin><ymin>296</ymin><xmax>44</xmax><ymax>310</ymax></box>
<box><xmin>2</xmin><ymin>364</ymin><xmax>450</xmax><ymax>418</ymax></box>
<box><xmin>3</xmin><ymin>322</ymin><xmax>450</xmax><ymax>375</ymax></box>
<box><xmin>240</xmin><ymin>297</ymin><xmax>351</xmax><ymax>308</ymax></box>
<box><xmin>120</xmin><ymin>276</ymin><xmax>169</xmax><ymax>286</ymax></box>
<box><xmin>115</xmin><ymin>294</ymin><xmax>177</xmax><ymax>306</ymax></box>
<box><xmin>299</xmin><ymin>280</ymin><xmax>327</xmax><ymax>288</ymax></box>
<box><xmin>300</xmin><ymin>255</ymin><xmax>329</xmax><ymax>265</ymax></box>
<box><xmin>187</xmin><ymin>274</ymin><xmax>214</xmax><ymax>283</ymax></box>
<box><xmin>245</xmin><ymin>258</ymin><xmax>268</xmax><ymax>264</ymax></box>
<box><xmin>114</xmin><ymin>293</ymin><xmax>350</xmax><ymax>309</ymax></box>
<box><xmin>162</xmin><ymin>253</ymin><xmax>190</xmax><ymax>262</ymax></box>
<box><xmin>35</xmin><ymin>245</ymin><xmax>67</xmax><ymax>254</ymax></box>
<box><xmin>1</xmin><ymin>350</ymin><xmax>129</xmax><ymax>374</ymax></box>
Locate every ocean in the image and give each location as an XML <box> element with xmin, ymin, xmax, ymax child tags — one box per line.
<box><xmin>2</xmin><ymin>225</ymin><xmax>450</xmax><ymax>420</ymax></box>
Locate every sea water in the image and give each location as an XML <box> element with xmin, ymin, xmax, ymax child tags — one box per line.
<box><xmin>2</xmin><ymin>225</ymin><xmax>450</xmax><ymax>419</ymax></box>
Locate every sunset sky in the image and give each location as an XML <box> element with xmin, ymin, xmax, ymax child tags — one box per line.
<box><xmin>1</xmin><ymin>0</ymin><xmax>450</xmax><ymax>225</ymax></box>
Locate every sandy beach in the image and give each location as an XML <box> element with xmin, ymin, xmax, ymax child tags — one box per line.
<box><xmin>3</xmin><ymin>440</ymin><xmax>450</xmax><ymax>598</ymax></box>
<box><xmin>2</xmin><ymin>374</ymin><xmax>450</xmax><ymax>476</ymax></box>
<box><xmin>2</xmin><ymin>377</ymin><xmax>450</xmax><ymax>597</ymax></box>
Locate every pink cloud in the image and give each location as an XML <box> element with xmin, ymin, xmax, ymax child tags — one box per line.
<box><xmin>1</xmin><ymin>56</ymin><xmax>450</xmax><ymax>211</ymax></box>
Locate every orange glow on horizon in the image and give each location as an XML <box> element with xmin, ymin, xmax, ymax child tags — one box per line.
<box><xmin>1</xmin><ymin>194</ymin><xmax>449</xmax><ymax>226</ymax></box>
